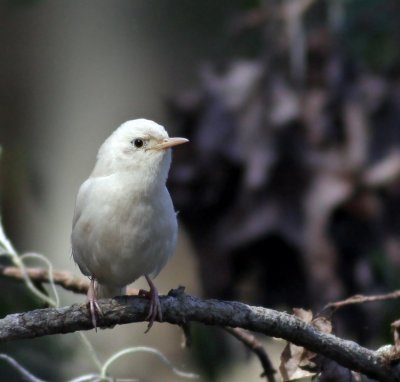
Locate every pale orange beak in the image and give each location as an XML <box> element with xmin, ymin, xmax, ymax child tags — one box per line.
<box><xmin>152</xmin><ymin>137</ymin><xmax>189</xmax><ymax>150</ymax></box>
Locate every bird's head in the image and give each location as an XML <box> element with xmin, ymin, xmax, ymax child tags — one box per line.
<box><xmin>92</xmin><ymin>119</ymin><xmax>188</xmax><ymax>183</ymax></box>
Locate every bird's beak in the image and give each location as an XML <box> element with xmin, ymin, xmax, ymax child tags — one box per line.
<box><xmin>152</xmin><ymin>137</ymin><xmax>189</xmax><ymax>150</ymax></box>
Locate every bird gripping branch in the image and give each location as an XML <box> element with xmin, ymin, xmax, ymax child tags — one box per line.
<box><xmin>71</xmin><ymin>119</ymin><xmax>188</xmax><ymax>331</ymax></box>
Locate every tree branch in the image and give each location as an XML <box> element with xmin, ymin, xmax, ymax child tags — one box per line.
<box><xmin>0</xmin><ymin>266</ymin><xmax>398</xmax><ymax>381</ymax></box>
<box><xmin>0</xmin><ymin>266</ymin><xmax>276</xmax><ymax>379</ymax></box>
<box><xmin>0</xmin><ymin>288</ymin><xmax>397</xmax><ymax>382</ymax></box>
<box><xmin>0</xmin><ymin>266</ymin><xmax>139</xmax><ymax>296</ymax></box>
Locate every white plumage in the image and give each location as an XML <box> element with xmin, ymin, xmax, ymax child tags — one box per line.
<box><xmin>71</xmin><ymin>119</ymin><xmax>188</xmax><ymax>329</ymax></box>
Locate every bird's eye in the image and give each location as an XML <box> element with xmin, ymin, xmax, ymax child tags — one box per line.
<box><xmin>132</xmin><ymin>138</ymin><xmax>144</xmax><ymax>148</ymax></box>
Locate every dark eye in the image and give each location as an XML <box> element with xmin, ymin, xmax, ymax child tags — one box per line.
<box><xmin>132</xmin><ymin>138</ymin><xmax>144</xmax><ymax>148</ymax></box>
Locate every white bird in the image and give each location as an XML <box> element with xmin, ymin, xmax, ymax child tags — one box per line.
<box><xmin>71</xmin><ymin>119</ymin><xmax>188</xmax><ymax>331</ymax></box>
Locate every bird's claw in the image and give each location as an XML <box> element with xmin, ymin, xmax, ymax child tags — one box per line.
<box><xmin>141</xmin><ymin>275</ymin><xmax>163</xmax><ymax>333</ymax></box>
<box><xmin>87</xmin><ymin>278</ymin><xmax>102</xmax><ymax>331</ymax></box>
<box><xmin>144</xmin><ymin>291</ymin><xmax>162</xmax><ymax>333</ymax></box>
<box><xmin>88</xmin><ymin>298</ymin><xmax>103</xmax><ymax>331</ymax></box>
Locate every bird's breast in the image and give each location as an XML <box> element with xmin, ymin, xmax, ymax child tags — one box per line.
<box><xmin>72</xmin><ymin>175</ymin><xmax>177</xmax><ymax>286</ymax></box>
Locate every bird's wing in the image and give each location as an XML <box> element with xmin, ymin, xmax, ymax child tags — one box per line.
<box><xmin>72</xmin><ymin>178</ymin><xmax>94</xmax><ymax>228</ymax></box>
<box><xmin>71</xmin><ymin>178</ymin><xmax>96</xmax><ymax>275</ymax></box>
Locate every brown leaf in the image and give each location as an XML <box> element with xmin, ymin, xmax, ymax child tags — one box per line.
<box><xmin>279</xmin><ymin>310</ymin><xmax>335</xmax><ymax>381</ymax></box>
<box><xmin>279</xmin><ymin>341</ymin><xmax>317</xmax><ymax>381</ymax></box>
<box><xmin>312</xmin><ymin>316</ymin><xmax>332</xmax><ymax>334</ymax></box>
<box><xmin>293</xmin><ymin>308</ymin><xmax>313</xmax><ymax>324</ymax></box>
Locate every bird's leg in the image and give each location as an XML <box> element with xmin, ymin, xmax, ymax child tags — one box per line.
<box><xmin>139</xmin><ymin>275</ymin><xmax>162</xmax><ymax>333</ymax></box>
<box><xmin>87</xmin><ymin>277</ymin><xmax>103</xmax><ymax>331</ymax></box>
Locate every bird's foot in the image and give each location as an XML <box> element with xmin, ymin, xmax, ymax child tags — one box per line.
<box><xmin>87</xmin><ymin>278</ymin><xmax>103</xmax><ymax>331</ymax></box>
<box><xmin>139</xmin><ymin>275</ymin><xmax>162</xmax><ymax>333</ymax></box>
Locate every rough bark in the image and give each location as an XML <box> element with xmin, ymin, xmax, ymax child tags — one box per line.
<box><xmin>0</xmin><ymin>287</ymin><xmax>397</xmax><ymax>382</ymax></box>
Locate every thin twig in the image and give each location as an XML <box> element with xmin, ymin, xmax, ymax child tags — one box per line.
<box><xmin>180</xmin><ymin>322</ymin><xmax>192</xmax><ymax>348</ymax></box>
<box><xmin>0</xmin><ymin>266</ymin><xmax>139</xmax><ymax>296</ymax></box>
<box><xmin>100</xmin><ymin>346</ymin><xmax>198</xmax><ymax>380</ymax></box>
<box><xmin>324</xmin><ymin>290</ymin><xmax>400</xmax><ymax>312</ymax></box>
<box><xmin>224</xmin><ymin>327</ymin><xmax>276</xmax><ymax>382</ymax></box>
<box><xmin>0</xmin><ymin>354</ymin><xmax>46</xmax><ymax>382</ymax></box>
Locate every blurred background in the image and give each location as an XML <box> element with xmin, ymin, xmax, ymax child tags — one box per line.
<box><xmin>0</xmin><ymin>0</ymin><xmax>400</xmax><ymax>381</ymax></box>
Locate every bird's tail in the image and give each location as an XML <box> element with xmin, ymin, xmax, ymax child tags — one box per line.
<box><xmin>95</xmin><ymin>283</ymin><xmax>126</xmax><ymax>299</ymax></box>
